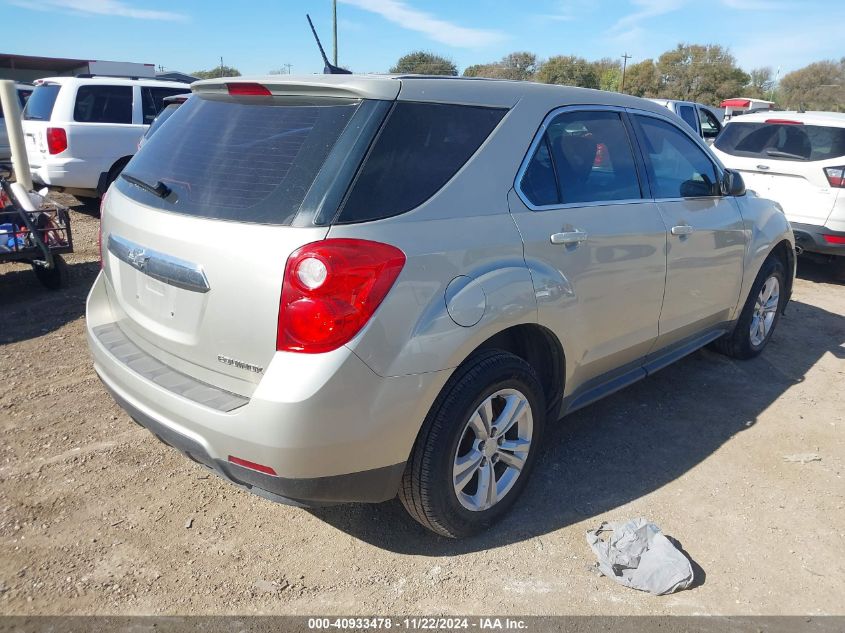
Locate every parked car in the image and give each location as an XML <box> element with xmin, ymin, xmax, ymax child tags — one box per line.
<box><xmin>649</xmin><ymin>99</ymin><xmax>723</xmax><ymax>143</ymax></box>
<box><xmin>0</xmin><ymin>83</ymin><xmax>34</xmax><ymax>162</ymax></box>
<box><xmin>22</xmin><ymin>76</ymin><xmax>187</xmax><ymax>199</ymax></box>
<box><xmin>137</xmin><ymin>93</ymin><xmax>190</xmax><ymax>150</ymax></box>
<box><xmin>87</xmin><ymin>76</ymin><xmax>795</xmax><ymax>537</ymax></box>
<box><xmin>712</xmin><ymin>112</ymin><xmax>845</xmax><ymax>276</ymax></box>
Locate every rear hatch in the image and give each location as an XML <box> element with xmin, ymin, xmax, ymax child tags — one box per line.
<box><xmin>100</xmin><ymin>79</ymin><xmax>398</xmax><ymax>396</ymax></box>
<box><xmin>21</xmin><ymin>82</ymin><xmax>62</xmax><ymax>164</ymax></box>
<box><xmin>714</xmin><ymin>118</ymin><xmax>845</xmax><ymax>226</ymax></box>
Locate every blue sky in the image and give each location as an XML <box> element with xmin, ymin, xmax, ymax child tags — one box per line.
<box><xmin>3</xmin><ymin>0</ymin><xmax>841</xmax><ymax>77</ymax></box>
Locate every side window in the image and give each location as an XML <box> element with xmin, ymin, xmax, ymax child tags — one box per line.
<box><xmin>676</xmin><ymin>104</ymin><xmax>698</xmax><ymax>132</ymax></box>
<box><xmin>73</xmin><ymin>85</ymin><xmax>132</xmax><ymax>124</ymax></box>
<box><xmin>142</xmin><ymin>87</ymin><xmax>186</xmax><ymax>124</ymax></box>
<box><xmin>699</xmin><ymin>108</ymin><xmax>722</xmax><ymax>139</ymax></box>
<box><xmin>338</xmin><ymin>102</ymin><xmax>506</xmax><ymax>223</ymax></box>
<box><xmin>634</xmin><ymin>115</ymin><xmax>720</xmax><ymax>199</ymax></box>
<box><xmin>519</xmin><ymin>110</ymin><xmax>642</xmax><ymax>207</ymax></box>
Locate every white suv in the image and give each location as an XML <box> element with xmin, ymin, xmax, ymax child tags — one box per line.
<box><xmin>0</xmin><ymin>83</ymin><xmax>33</xmax><ymax>162</ymax></box>
<box><xmin>21</xmin><ymin>76</ymin><xmax>187</xmax><ymax>199</ymax></box>
<box><xmin>712</xmin><ymin>112</ymin><xmax>845</xmax><ymax>274</ymax></box>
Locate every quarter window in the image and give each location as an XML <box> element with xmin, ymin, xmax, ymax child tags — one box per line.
<box><xmin>633</xmin><ymin>115</ymin><xmax>719</xmax><ymax>198</ymax></box>
<box><xmin>74</xmin><ymin>85</ymin><xmax>133</xmax><ymax>124</ymax></box>
<box><xmin>142</xmin><ymin>87</ymin><xmax>187</xmax><ymax>124</ymax></box>
<box><xmin>520</xmin><ymin>110</ymin><xmax>642</xmax><ymax>207</ymax></box>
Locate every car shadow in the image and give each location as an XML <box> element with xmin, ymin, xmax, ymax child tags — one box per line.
<box><xmin>796</xmin><ymin>257</ymin><xmax>843</xmax><ymax>285</ymax></box>
<box><xmin>310</xmin><ymin>299</ymin><xmax>845</xmax><ymax>555</ymax></box>
<box><xmin>0</xmin><ymin>259</ymin><xmax>100</xmax><ymax>344</ymax></box>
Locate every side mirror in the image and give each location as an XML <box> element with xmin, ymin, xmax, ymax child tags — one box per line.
<box><xmin>722</xmin><ymin>169</ymin><xmax>746</xmax><ymax>196</ymax></box>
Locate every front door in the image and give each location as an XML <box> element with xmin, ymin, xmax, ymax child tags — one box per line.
<box><xmin>509</xmin><ymin>107</ymin><xmax>668</xmax><ymax>397</ymax></box>
<box><xmin>630</xmin><ymin>113</ymin><xmax>746</xmax><ymax>351</ymax></box>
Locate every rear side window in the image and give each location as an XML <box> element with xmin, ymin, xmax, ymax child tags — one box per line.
<box><xmin>74</xmin><ymin>85</ymin><xmax>133</xmax><ymax>124</ymax></box>
<box><xmin>141</xmin><ymin>87</ymin><xmax>187</xmax><ymax>124</ymax></box>
<box><xmin>337</xmin><ymin>102</ymin><xmax>506</xmax><ymax>223</ymax></box>
<box><xmin>519</xmin><ymin>110</ymin><xmax>642</xmax><ymax>207</ymax></box>
<box><xmin>676</xmin><ymin>104</ymin><xmax>698</xmax><ymax>131</ymax></box>
<box><xmin>634</xmin><ymin>115</ymin><xmax>719</xmax><ymax>198</ymax></box>
<box><xmin>117</xmin><ymin>95</ymin><xmax>360</xmax><ymax>224</ymax></box>
<box><xmin>715</xmin><ymin>122</ymin><xmax>845</xmax><ymax>162</ymax></box>
<box><xmin>22</xmin><ymin>84</ymin><xmax>60</xmax><ymax>121</ymax></box>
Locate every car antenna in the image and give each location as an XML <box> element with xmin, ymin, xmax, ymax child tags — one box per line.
<box><xmin>307</xmin><ymin>14</ymin><xmax>352</xmax><ymax>75</ymax></box>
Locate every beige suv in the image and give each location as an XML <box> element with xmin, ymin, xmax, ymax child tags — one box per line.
<box><xmin>87</xmin><ymin>76</ymin><xmax>795</xmax><ymax>537</ymax></box>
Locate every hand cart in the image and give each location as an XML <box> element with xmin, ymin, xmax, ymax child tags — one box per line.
<box><xmin>0</xmin><ymin>166</ymin><xmax>74</xmax><ymax>289</ymax></box>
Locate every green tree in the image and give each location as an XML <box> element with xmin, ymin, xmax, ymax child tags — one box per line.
<box><xmin>621</xmin><ymin>59</ymin><xmax>659</xmax><ymax>97</ymax></box>
<box><xmin>463</xmin><ymin>51</ymin><xmax>538</xmax><ymax>80</ymax></box>
<box><xmin>745</xmin><ymin>67</ymin><xmax>775</xmax><ymax>99</ymax></box>
<box><xmin>656</xmin><ymin>43</ymin><xmax>748</xmax><ymax>105</ymax></box>
<box><xmin>779</xmin><ymin>59</ymin><xmax>845</xmax><ymax>112</ymax></box>
<box><xmin>390</xmin><ymin>51</ymin><xmax>457</xmax><ymax>76</ymax></box>
<box><xmin>600</xmin><ymin>67</ymin><xmax>622</xmax><ymax>92</ymax></box>
<box><xmin>192</xmin><ymin>65</ymin><xmax>241</xmax><ymax>79</ymax></box>
<box><xmin>536</xmin><ymin>55</ymin><xmax>599</xmax><ymax>89</ymax></box>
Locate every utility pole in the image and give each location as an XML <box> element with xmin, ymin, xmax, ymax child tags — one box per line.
<box><xmin>620</xmin><ymin>52</ymin><xmax>632</xmax><ymax>93</ymax></box>
<box><xmin>219</xmin><ymin>56</ymin><xmax>224</xmax><ymax>78</ymax></box>
<box><xmin>283</xmin><ymin>63</ymin><xmax>293</xmax><ymax>74</ymax></box>
<box><xmin>332</xmin><ymin>0</ymin><xmax>338</xmax><ymax>66</ymax></box>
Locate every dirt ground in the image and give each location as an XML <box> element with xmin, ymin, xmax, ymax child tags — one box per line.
<box><xmin>1</xmin><ymin>199</ymin><xmax>843</xmax><ymax>616</ymax></box>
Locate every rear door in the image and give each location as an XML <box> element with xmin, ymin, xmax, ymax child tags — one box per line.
<box><xmin>509</xmin><ymin>106</ymin><xmax>667</xmax><ymax>393</ymax></box>
<box><xmin>714</xmin><ymin>119</ymin><xmax>845</xmax><ymax>227</ymax></box>
<box><xmin>630</xmin><ymin>111</ymin><xmax>745</xmax><ymax>349</ymax></box>
<box><xmin>101</xmin><ymin>90</ymin><xmax>388</xmax><ymax>393</ymax></box>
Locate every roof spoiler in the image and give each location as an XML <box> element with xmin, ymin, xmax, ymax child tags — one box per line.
<box><xmin>307</xmin><ymin>14</ymin><xmax>351</xmax><ymax>75</ymax></box>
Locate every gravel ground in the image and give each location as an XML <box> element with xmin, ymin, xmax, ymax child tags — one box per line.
<box><xmin>0</xmin><ymin>199</ymin><xmax>843</xmax><ymax>615</ymax></box>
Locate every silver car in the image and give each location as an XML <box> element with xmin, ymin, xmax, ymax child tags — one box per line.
<box><xmin>86</xmin><ymin>75</ymin><xmax>795</xmax><ymax>538</ymax></box>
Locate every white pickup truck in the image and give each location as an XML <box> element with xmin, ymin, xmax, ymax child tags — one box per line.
<box><xmin>649</xmin><ymin>99</ymin><xmax>723</xmax><ymax>143</ymax></box>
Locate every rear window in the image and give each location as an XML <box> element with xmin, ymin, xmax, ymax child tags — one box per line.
<box><xmin>116</xmin><ymin>94</ymin><xmax>361</xmax><ymax>224</ymax></box>
<box><xmin>74</xmin><ymin>85</ymin><xmax>133</xmax><ymax>124</ymax></box>
<box><xmin>22</xmin><ymin>84</ymin><xmax>60</xmax><ymax>121</ymax></box>
<box><xmin>715</xmin><ymin>121</ymin><xmax>845</xmax><ymax>162</ymax></box>
<box><xmin>143</xmin><ymin>103</ymin><xmax>180</xmax><ymax>139</ymax></box>
<box><xmin>336</xmin><ymin>102</ymin><xmax>506</xmax><ymax>223</ymax></box>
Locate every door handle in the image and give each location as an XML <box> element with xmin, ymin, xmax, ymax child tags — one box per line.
<box><xmin>550</xmin><ymin>230</ymin><xmax>588</xmax><ymax>245</ymax></box>
<box><xmin>670</xmin><ymin>225</ymin><xmax>694</xmax><ymax>236</ymax></box>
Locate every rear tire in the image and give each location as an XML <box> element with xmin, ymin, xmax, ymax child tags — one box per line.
<box><xmin>399</xmin><ymin>350</ymin><xmax>545</xmax><ymax>538</ymax></box>
<box><xmin>713</xmin><ymin>255</ymin><xmax>786</xmax><ymax>359</ymax></box>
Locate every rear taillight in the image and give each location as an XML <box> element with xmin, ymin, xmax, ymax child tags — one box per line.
<box><xmin>98</xmin><ymin>190</ymin><xmax>107</xmax><ymax>269</ymax></box>
<box><xmin>46</xmin><ymin>127</ymin><xmax>67</xmax><ymax>154</ymax></box>
<box><xmin>824</xmin><ymin>166</ymin><xmax>845</xmax><ymax>188</ymax></box>
<box><xmin>823</xmin><ymin>234</ymin><xmax>845</xmax><ymax>245</ymax></box>
<box><xmin>226</xmin><ymin>82</ymin><xmax>271</xmax><ymax>96</ymax></box>
<box><xmin>277</xmin><ymin>239</ymin><xmax>406</xmax><ymax>354</ymax></box>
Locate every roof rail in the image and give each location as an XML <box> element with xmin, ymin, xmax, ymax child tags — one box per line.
<box><xmin>74</xmin><ymin>73</ymin><xmax>189</xmax><ymax>83</ymax></box>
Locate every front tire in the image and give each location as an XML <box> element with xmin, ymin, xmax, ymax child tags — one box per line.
<box><xmin>714</xmin><ymin>255</ymin><xmax>786</xmax><ymax>359</ymax></box>
<box><xmin>399</xmin><ymin>350</ymin><xmax>546</xmax><ymax>538</ymax></box>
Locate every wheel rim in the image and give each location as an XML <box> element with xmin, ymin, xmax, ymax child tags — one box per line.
<box><xmin>749</xmin><ymin>275</ymin><xmax>780</xmax><ymax>347</ymax></box>
<box><xmin>452</xmin><ymin>388</ymin><xmax>533</xmax><ymax>512</ymax></box>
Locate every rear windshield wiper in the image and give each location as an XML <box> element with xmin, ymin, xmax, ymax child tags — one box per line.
<box><xmin>765</xmin><ymin>149</ymin><xmax>807</xmax><ymax>160</ymax></box>
<box><xmin>121</xmin><ymin>172</ymin><xmax>172</xmax><ymax>199</ymax></box>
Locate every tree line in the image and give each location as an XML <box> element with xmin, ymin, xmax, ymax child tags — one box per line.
<box><xmin>389</xmin><ymin>45</ymin><xmax>845</xmax><ymax>112</ymax></box>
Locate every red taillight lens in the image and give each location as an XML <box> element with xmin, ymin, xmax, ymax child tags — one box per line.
<box><xmin>226</xmin><ymin>82</ymin><xmax>271</xmax><ymax>96</ymax></box>
<box><xmin>277</xmin><ymin>239</ymin><xmax>406</xmax><ymax>354</ymax></box>
<box><xmin>228</xmin><ymin>456</ymin><xmax>277</xmax><ymax>476</ymax></box>
<box><xmin>824</xmin><ymin>166</ymin><xmax>845</xmax><ymax>188</ymax></box>
<box><xmin>823</xmin><ymin>234</ymin><xmax>845</xmax><ymax>245</ymax></box>
<box><xmin>765</xmin><ymin>119</ymin><xmax>803</xmax><ymax>125</ymax></box>
<box><xmin>46</xmin><ymin>127</ymin><xmax>67</xmax><ymax>155</ymax></box>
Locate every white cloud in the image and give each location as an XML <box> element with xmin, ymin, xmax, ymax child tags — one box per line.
<box><xmin>611</xmin><ymin>0</ymin><xmax>688</xmax><ymax>33</ymax></box>
<box><xmin>338</xmin><ymin>0</ymin><xmax>506</xmax><ymax>48</ymax></box>
<box><xmin>732</xmin><ymin>17</ymin><xmax>842</xmax><ymax>72</ymax></box>
<box><xmin>9</xmin><ymin>0</ymin><xmax>186</xmax><ymax>20</ymax></box>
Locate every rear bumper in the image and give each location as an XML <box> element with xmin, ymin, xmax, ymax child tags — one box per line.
<box><xmin>29</xmin><ymin>155</ymin><xmax>99</xmax><ymax>191</ymax></box>
<box><xmin>791</xmin><ymin>222</ymin><xmax>845</xmax><ymax>257</ymax></box>
<box><xmin>101</xmin><ymin>380</ymin><xmax>404</xmax><ymax>507</ymax></box>
<box><xmin>86</xmin><ymin>272</ymin><xmax>449</xmax><ymax>505</ymax></box>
